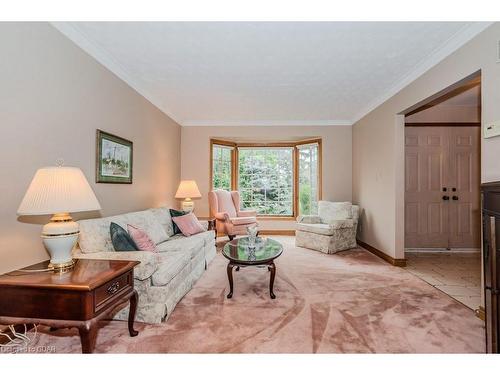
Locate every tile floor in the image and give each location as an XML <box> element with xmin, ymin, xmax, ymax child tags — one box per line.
<box><xmin>405</xmin><ymin>251</ymin><xmax>481</xmax><ymax>310</ymax></box>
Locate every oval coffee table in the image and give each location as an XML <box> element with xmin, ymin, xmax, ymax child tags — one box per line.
<box><xmin>222</xmin><ymin>237</ymin><xmax>283</xmax><ymax>299</ymax></box>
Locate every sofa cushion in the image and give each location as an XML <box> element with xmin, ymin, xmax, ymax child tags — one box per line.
<box><xmin>152</xmin><ymin>251</ymin><xmax>191</xmax><ymax>286</ymax></box>
<box><xmin>157</xmin><ymin>234</ymin><xmax>205</xmax><ymax>259</ymax></box>
<box><xmin>127</xmin><ymin>224</ymin><xmax>158</xmax><ymax>252</ymax></box>
<box><xmin>169</xmin><ymin>209</ymin><xmax>188</xmax><ymax>235</ymax></box>
<box><xmin>149</xmin><ymin>207</ymin><xmax>174</xmax><ymax>237</ymax></box>
<box><xmin>172</xmin><ymin>213</ymin><xmax>205</xmax><ymax>236</ymax></box>
<box><xmin>318</xmin><ymin>201</ymin><xmax>352</xmax><ymax>223</ymax></box>
<box><xmin>229</xmin><ymin>216</ymin><xmax>257</xmax><ymax>225</ymax></box>
<box><xmin>110</xmin><ymin>222</ymin><xmax>138</xmax><ymax>251</ymax></box>
<box><xmin>297</xmin><ymin>223</ymin><xmax>336</xmax><ymax>236</ymax></box>
<box><xmin>78</xmin><ymin>210</ymin><xmax>168</xmax><ymax>253</ymax></box>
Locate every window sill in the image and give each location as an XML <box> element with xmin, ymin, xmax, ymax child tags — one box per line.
<box><xmin>256</xmin><ymin>216</ymin><xmax>296</xmax><ymax>221</ymax></box>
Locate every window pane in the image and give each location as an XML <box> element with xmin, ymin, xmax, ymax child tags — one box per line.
<box><xmin>238</xmin><ymin>148</ymin><xmax>293</xmax><ymax>216</ymax></box>
<box><xmin>298</xmin><ymin>143</ymin><xmax>319</xmax><ymax>215</ymax></box>
<box><xmin>212</xmin><ymin>145</ymin><xmax>232</xmax><ymax>190</ymax></box>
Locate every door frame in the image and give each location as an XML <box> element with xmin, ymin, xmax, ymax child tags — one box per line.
<box><xmin>395</xmin><ymin>71</ymin><xmax>482</xmax><ymax>260</ymax></box>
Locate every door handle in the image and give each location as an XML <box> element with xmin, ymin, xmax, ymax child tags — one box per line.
<box><xmin>442</xmin><ymin>196</ymin><xmax>450</xmax><ymax>201</ymax></box>
<box><xmin>452</xmin><ymin>196</ymin><xmax>459</xmax><ymax>200</ymax></box>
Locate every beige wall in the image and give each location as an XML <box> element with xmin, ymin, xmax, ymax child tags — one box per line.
<box><xmin>405</xmin><ymin>105</ymin><xmax>480</xmax><ymax>123</ymax></box>
<box><xmin>0</xmin><ymin>23</ymin><xmax>181</xmax><ymax>273</ymax></box>
<box><xmin>180</xmin><ymin>125</ymin><xmax>352</xmax><ymax>230</ymax></box>
<box><xmin>353</xmin><ymin>23</ymin><xmax>500</xmax><ymax>259</ymax></box>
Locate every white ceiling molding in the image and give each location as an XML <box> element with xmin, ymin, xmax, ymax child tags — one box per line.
<box><xmin>350</xmin><ymin>22</ymin><xmax>492</xmax><ymax>124</ymax></box>
<box><xmin>51</xmin><ymin>22</ymin><xmax>183</xmax><ymax>124</ymax></box>
<box><xmin>182</xmin><ymin>120</ymin><xmax>352</xmax><ymax>127</ymax></box>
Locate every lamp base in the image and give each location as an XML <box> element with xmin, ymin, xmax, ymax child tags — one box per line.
<box><xmin>181</xmin><ymin>199</ymin><xmax>195</xmax><ymax>212</ymax></box>
<box><xmin>41</xmin><ymin>213</ymin><xmax>79</xmax><ymax>272</ymax></box>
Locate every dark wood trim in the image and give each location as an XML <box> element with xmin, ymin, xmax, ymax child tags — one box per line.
<box><xmin>405</xmin><ymin>122</ymin><xmax>481</xmax><ymax>127</ymax></box>
<box><xmin>357</xmin><ymin>240</ymin><xmax>407</xmax><ymax>267</ymax></box>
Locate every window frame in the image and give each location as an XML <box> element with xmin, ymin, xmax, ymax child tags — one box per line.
<box><xmin>210</xmin><ymin>138</ymin><xmax>322</xmax><ymax>219</ymax></box>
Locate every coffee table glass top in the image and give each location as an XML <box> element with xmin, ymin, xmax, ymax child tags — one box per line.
<box><xmin>222</xmin><ymin>237</ymin><xmax>283</xmax><ymax>264</ymax></box>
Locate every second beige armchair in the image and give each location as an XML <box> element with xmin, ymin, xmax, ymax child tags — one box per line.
<box><xmin>208</xmin><ymin>190</ymin><xmax>258</xmax><ymax>240</ymax></box>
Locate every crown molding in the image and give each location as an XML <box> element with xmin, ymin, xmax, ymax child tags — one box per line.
<box><xmin>50</xmin><ymin>22</ymin><xmax>183</xmax><ymax>125</ymax></box>
<box><xmin>350</xmin><ymin>22</ymin><xmax>493</xmax><ymax>125</ymax></box>
<box><xmin>182</xmin><ymin>119</ymin><xmax>352</xmax><ymax>127</ymax></box>
<box><xmin>52</xmin><ymin>22</ymin><xmax>491</xmax><ymax>128</ymax></box>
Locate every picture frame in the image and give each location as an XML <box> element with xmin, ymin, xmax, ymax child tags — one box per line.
<box><xmin>96</xmin><ymin>129</ymin><xmax>133</xmax><ymax>184</ymax></box>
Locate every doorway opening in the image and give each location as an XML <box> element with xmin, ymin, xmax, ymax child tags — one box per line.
<box><xmin>403</xmin><ymin>73</ymin><xmax>482</xmax><ymax>310</ymax></box>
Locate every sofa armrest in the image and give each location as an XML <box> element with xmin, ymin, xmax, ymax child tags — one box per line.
<box><xmin>328</xmin><ymin>219</ymin><xmax>355</xmax><ymax>229</ymax></box>
<box><xmin>297</xmin><ymin>215</ymin><xmax>322</xmax><ymax>224</ymax></box>
<box><xmin>238</xmin><ymin>209</ymin><xmax>257</xmax><ymax>217</ymax></box>
<box><xmin>73</xmin><ymin>248</ymin><xmax>158</xmax><ymax>281</ymax></box>
<box><xmin>214</xmin><ymin>212</ymin><xmax>230</xmax><ymax>221</ymax></box>
<box><xmin>198</xmin><ymin>220</ymin><xmax>209</xmax><ymax>230</ymax></box>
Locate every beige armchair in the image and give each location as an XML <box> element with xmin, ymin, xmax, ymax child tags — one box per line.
<box><xmin>208</xmin><ymin>190</ymin><xmax>258</xmax><ymax>240</ymax></box>
<box><xmin>295</xmin><ymin>201</ymin><xmax>360</xmax><ymax>254</ymax></box>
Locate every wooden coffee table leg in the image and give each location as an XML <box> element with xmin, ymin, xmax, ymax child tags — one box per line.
<box><xmin>268</xmin><ymin>262</ymin><xmax>276</xmax><ymax>299</ymax></box>
<box><xmin>227</xmin><ymin>262</ymin><xmax>235</xmax><ymax>298</ymax></box>
<box><xmin>128</xmin><ymin>290</ymin><xmax>139</xmax><ymax>337</ymax></box>
<box><xmin>79</xmin><ymin>321</ymin><xmax>98</xmax><ymax>354</ymax></box>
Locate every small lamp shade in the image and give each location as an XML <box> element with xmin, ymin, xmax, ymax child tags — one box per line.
<box><xmin>17</xmin><ymin>167</ymin><xmax>101</xmax><ymax>215</ymax></box>
<box><xmin>175</xmin><ymin>180</ymin><xmax>201</xmax><ymax>199</ymax></box>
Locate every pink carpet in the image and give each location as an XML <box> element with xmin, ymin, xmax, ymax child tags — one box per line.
<box><xmin>32</xmin><ymin>236</ymin><xmax>484</xmax><ymax>353</ymax></box>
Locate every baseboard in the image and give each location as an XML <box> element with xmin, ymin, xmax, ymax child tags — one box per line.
<box><xmin>475</xmin><ymin>305</ymin><xmax>485</xmax><ymax>321</ymax></box>
<box><xmin>357</xmin><ymin>240</ymin><xmax>407</xmax><ymax>267</ymax></box>
<box><xmin>216</xmin><ymin>230</ymin><xmax>296</xmax><ymax>238</ymax></box>
<box><xmin>259</xmin><ymin>230</ymin><xmax>295</xmax><ymax>236</ymax></box>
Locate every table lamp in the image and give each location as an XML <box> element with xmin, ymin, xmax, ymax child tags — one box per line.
<box><xmin>17</xmin><ymin>166</ymin><xmax>101</xmax><ymax>271</ymax></box>
<box><xmin>175</xmin><ymin>180</ymin><xmax>201</xmax><ymax>212</ymax></box>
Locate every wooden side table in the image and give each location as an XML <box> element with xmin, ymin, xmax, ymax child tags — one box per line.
<box><xmin>0</xmin><ymin>259</ymin><xmax>140</xmax><ymax>353</ymax></box>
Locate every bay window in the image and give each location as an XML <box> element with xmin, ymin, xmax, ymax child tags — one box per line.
<box><xmin>210</xmin><ymin>138</ymin><xmax>321</xmax><ymax>217</ymax></box>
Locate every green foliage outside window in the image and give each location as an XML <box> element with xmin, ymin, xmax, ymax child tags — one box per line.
<box><xmin>212</xmin><ymin>145</ymin><xmax>232</xmax><ymax>190</ymax></box>
<box><xmin>238</xmin><ymin>148</ymin><xmax>293</xmax><ymax>216</ymax></box>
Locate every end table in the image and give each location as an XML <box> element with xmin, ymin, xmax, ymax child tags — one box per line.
<box><xmin>0</xmin><ymin>259</ymin><xmax>139</xmax><ymax>353</ymax></box>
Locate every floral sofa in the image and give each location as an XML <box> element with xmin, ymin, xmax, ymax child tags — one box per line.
<box><xmin>295</xmin><ymin>201</ymin><xmax>360</xmax><ymax>254</ymax></box>
<box><xmin>73</xmin><ymin>207</ymin><xmax>216</xmax><ymax>324</ymax></box>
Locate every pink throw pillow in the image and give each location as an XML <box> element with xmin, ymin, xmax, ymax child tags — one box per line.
<box><xmin>171</xmin><ymin>213</ymin><xmax>205</xmax><ymax>237</ymax></box>
<box><xmin>127</xmin><ymin>224</ymin><xmax>158</xmax><ymax>252</ymax></box>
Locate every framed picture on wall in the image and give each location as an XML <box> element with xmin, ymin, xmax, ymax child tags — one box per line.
<box><xmin>96</xmin><ymin>129</ymin><xmax>133</xmax><ymax>184</ymax></box>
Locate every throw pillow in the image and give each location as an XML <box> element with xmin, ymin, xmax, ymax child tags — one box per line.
<box><xmin>127</xmin><ymin>224</ymin><xmax>158</xmax><ymax>252</ymax></box>
<box><xmin>110</xmin><ymin>222</ymin><xmax>138</xmax><ymax>251</ymax></box>
<box><xmin>171</xmin><ymin>213</ymin><xmax>205</xmax><ymax>237</ymax></box>
<box><xmin>169</xmin><ymin>209</ymin><xmax>187</xmax><ymax>235</ymax></box>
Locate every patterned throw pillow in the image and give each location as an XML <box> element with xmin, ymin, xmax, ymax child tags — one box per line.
<box><xmin>110</xmin><ymin>222</ymin><xmax>138</xmax><ymax>251</ymax></box>
<box><xmin>169</xmin><ymin>209</ymin><xmax>187</xmax><ymax>235</ymax></box>
<box><xmin>171</xmin><ymin>213</ymin><xmax>205</xmax><ymax>237</ymax></box>
<box><xmin>127</xmin><ymin>224</ymin><xmax>158</xmax><ymax>252</ymax></box>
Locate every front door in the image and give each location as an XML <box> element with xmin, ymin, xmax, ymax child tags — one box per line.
<box><xmin>405</xmin><ymin>125</ymin><xmax>480</xmax><ymax>249</ymax></box>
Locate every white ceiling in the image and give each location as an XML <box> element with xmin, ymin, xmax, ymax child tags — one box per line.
<box><xmin>53</xmin><ymin>22</ymin><xmax>490</xmax><ymax>126</ymax></box>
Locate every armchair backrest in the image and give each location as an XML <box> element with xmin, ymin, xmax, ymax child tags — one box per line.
<box><xmin>318</xmin><ymin>201</ymin><xmax>355</xmax><ymax>223</ymax></box>
<box><xmin>208</xmin><ymin>190</ymin><xmax>238</xmax><ymax>218</ymax></box>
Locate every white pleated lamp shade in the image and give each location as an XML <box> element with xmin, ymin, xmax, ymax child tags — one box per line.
<box><xmin>175</xmin><ymin>180</ymin><xmax>201</xmax><ymax>199</ymax></box>
<box><xmin>17</xmin><ymin>167</ymin><xmax>101</xmax><ymax>216</ymax></box>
